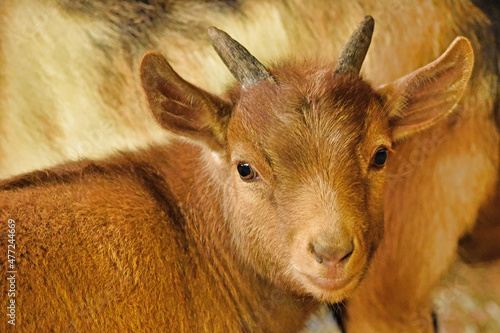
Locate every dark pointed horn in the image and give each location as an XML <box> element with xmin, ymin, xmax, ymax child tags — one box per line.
<box><xmin>335</xmin><ymin>16</ymin><xmax>374</xmax><ymax>75</ymax></box>
<box><xmin>207</xmin><ymin>26</ymin><xmax>275</xmax><ymax>89</ymax></box>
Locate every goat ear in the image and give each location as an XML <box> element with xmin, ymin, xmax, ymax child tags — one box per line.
<box><xmin>140</xmin><ymin>51</ymin><xmax>232</xmax><ymax>151</ymax></box>
<box><xmin>378</xmin><ymin>37</ymin><xmax>474</xmax><ymax>142</ymax></box>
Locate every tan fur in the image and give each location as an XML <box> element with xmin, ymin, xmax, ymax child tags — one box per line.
<box><xmin>0</xmin><ymin>25</ymin><xmax>472</xmax><ymax>330</ymax></box>
<box><xmin>0</xmin><ymin>0</ymin><xmax>498</xmax><ymax>331</ymax></box>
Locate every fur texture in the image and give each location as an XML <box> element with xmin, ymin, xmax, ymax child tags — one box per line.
<box><xmin>0</xmin><ymin>0</ymin><xmax>498</xmax><ymax>331</ymax></box>
<box><xmin>0</xmin><ymin>143</ymin><xmax>315</xmax><ymax>332</ymax></box>
<box><xmin>0</xmin><ymin>55</ymin><xmax>389</xmax><ymax>331</ymax></box>
<box><xmin>458</xmin><ymin>0</ymin><xmax>500</xmax><ymax>263</ymax></box>
<box><xmin>0</xmin><ymin>27</ymin><xmax>473</xmax><ymax>330</ymax></box>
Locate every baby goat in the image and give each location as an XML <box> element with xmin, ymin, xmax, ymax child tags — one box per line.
<box><xmin>0</xmin><ymin>17</ymin><xmax>473</xmax><ymax>332</ymax></box>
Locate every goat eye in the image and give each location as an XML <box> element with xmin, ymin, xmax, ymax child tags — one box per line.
<box><xmin>237</xmin><ymin>163</ymin><xmax>258</xmax><ymax>181</ymax></box>
<box><xmin>372</xmin><ymin>147</ymin><xmax>388</xmax><ymax>167</ymax></box>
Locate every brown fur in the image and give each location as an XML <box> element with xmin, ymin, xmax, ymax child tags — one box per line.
<box><xmin>459</xmin><ymin>0</ymin><xmax>500</xmax><ymax>261</ymax></box>
<box><xmin>460</xmin><ymin>171</ymin><xmax>500</xmax><ymax>262</ymax></box>
<box><xmin>0</xmin><ymin>144</ymin><xmax>314</xmax><ymax>332</ymax></box>
<box><xmin>0</xmin><ymin>30</ymin><xmax>472</xmax><ymax>330</ymax></box>
<box><xmin>1</xmin><ymin>0</ymin><xmax>498</xmax><ymax>331</ymax></box>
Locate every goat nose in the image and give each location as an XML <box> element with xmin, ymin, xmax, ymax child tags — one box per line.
<box><xmin>309</xmin><ymin>241</ymin><xmax>354</xmax><ymax>266</ymax></box>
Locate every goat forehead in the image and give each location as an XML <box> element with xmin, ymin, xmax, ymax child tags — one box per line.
<box><xmin>235</xmin><ymin>66</ymin><xmax>378</xmax><ymax>135</ymax></box>
<box><xmin>234</xmin><ymin>72</ymin><xmax>377</xmax><ymax>167</ymax></box>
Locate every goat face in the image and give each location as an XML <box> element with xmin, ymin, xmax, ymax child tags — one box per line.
<box><xmin>225</xmin><ymin>67</ymin><xmax>387</xmax><ymax>302</ymax></box>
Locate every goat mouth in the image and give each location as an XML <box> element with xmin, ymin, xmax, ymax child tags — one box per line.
<box><xmin>295</xmin><ymin>268</ymin><xmax>363</xmax><ymax>302</ymax></box>
<box><xmin>302</xmin><ymin>272</ymin><xmax>352</xmax><ymax>291</ymax></box>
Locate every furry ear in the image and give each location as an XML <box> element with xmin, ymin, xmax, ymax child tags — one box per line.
<box><xmin>140</xmin><ymin>51</ymin><xmax>232</xmax><ymax>152</ymax></box>
<box><xmin>378</xmin><ymin>37</ymin><xmax>474</xmax><ymax>142</ymax></box>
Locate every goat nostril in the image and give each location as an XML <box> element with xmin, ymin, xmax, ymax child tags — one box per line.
<box><xmin>341</xmin><ymin>241</ymin><xmax>354</xmax><ymax>261</ymax></box>
<box><xmin>340</xmin><ymin>248</ymin><xmax>353</xmax><ymax>262</ymax></box>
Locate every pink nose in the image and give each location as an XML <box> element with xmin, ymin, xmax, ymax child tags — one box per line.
<box><xmin>309</xmin><ymin>241</ymin><xmax>354</xmax><ymax>266</ymax></box>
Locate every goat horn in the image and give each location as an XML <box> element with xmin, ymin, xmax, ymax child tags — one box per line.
<box><xmin>335</xmin><ymin>16</ymin><xmax>374</xmax><ymax>75</ymax></box>
<box><xmin>207</xmin><ymin>26</ymin><xmax>275</xmax><ymax>89</ymax></box>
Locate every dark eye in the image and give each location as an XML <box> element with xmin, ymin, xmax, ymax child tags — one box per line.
<box><xmin>372</xmin><ymin>147</ymin><xmax>388</xmax><ymax>167</ymax></box>
<box><xmin>237</xmin><ymin>163</ymin><xmax>258</xmax><ymax>181</ymax></box>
